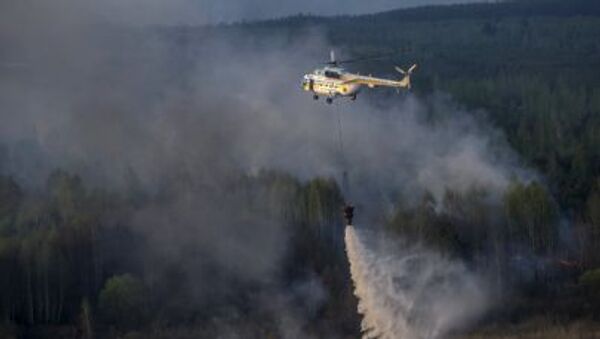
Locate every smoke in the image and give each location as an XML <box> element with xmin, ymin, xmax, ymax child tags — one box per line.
<box><xmin>0</xmin><ymin>0</ymin><xmax>529</xmax><ymax>336</ymax></box>
<box><xmin>0</xmin><ymin>0</ymin><xmax>487</xmax><ymax>27</ymax></box>
<box><xmin>345</xmin><ymin>226</ymin><xmax>489</xmax><ymax>339</ymax></box>
<box><xmin>0</xmin><ymin>0</ymin><xmax>527</xmax><ymax>198</ymax></box>
<box><xmin>182</xmin><ymin>0</ymin><xmax>487</xmax><ymax>23</ymax></box>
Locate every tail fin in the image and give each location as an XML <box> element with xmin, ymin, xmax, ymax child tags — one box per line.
<box><xmin>395</xmin><ymin>64</ymin><xmax>417</xmax><ymax>90</ymax></box>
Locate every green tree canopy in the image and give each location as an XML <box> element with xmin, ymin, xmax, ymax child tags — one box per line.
<box><xmin>504</xmin><ymin>181</ymin><xmax>558</xmax><ymax>255</ymax></box>
<box><xmin>98</xmin><ymin>274</ymin><xmax>146</xmax><ymax>329</ymax></box>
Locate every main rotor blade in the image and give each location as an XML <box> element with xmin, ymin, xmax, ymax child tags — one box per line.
<box><xmin>323</xmin><ymin>50</ymin><xmax>413</xmax><ymax>67</ymax></box>
<box><xmin>336</xmin><ymin>53</ymin><xmax>398</xmax><ymax>65</ymax></box>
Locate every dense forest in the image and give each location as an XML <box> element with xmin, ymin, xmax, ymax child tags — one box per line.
<box><xmin>251</xmin><ymin>0</ymin><xmax>600</xmax><ymax>266</ymax></box>
<box><xmin>0</xmin><ymin>170</ymin><xmax>359</xmax><ymax>338</ymax></box>
<box><xmin>2</xmin><ymin>0</ymin><xmax>600</xmax><ymax>338</ymax></box>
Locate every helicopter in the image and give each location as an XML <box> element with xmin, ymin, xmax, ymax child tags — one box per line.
<box><xmin>301</xmin><ymin>51</ymin><xmax>417</xmax><ymax>104</ymax></box>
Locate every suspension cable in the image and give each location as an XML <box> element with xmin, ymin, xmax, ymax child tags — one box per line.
<box><xmin>336</xmin><ymin>108</ymin><xmax>345</xmax><ymax>161</ymax></box>
<box><xmin>335</xmin><ymin>106</ymin><xmax>351</xmax><ymax>200</ymax></box>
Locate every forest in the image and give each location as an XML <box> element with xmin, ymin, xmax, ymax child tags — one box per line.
<box><xmin>2</xmin><ymin>0</ymin><xmax>600</xmax><ymax>338</ymax></box>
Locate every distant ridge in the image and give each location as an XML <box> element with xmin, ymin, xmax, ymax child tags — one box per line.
<box><xmin>254</xmin><ymin>0</ymin><xmax>600</xmax><ymax>26</ymax></box>
<box><xmin>369</xmin><ymin>0</ymin><xmax>600</xmax><ymax>22</ymax></box>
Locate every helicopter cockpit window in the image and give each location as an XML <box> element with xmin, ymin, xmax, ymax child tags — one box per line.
<box><xmin>324</xmin><ymin>71</ymin><xmax>341</xmax><ymax>79</ymax></box>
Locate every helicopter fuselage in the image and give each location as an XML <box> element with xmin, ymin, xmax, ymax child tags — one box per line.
<box><xmin>302</xmin><ymin>64</ymin><xmax>414</xmax><ymax>103</ymax></box>
<box><xmin>302</xmin><ymin>67</ymin><xmax>361</xmax><ymax>101</ymax></box>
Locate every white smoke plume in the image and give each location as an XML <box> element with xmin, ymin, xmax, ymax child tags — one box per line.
<box><xmin>345</xmin><ymin>226</ymin><xmax>489</xmax><ymax>339</ymax></box>
<box><xmin>1</xmin><ymin>1</ymin><xmax>529</xmax><ymax>336</ymax></box>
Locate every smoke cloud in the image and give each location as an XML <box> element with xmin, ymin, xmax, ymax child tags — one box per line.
<box><xmin>0</xmin><ymin>0</ymin><xmax>486</xmax><ymax>27</ymax></box>
<box><xmin>1</xmin><ymin>0</ymin><xmax>526</xmax><ymax>336</ymax></box>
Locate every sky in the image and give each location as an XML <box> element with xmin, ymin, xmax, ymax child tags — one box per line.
<box><xmin>90</xmin><ymin>0</ymin><xmax>486</xmax><ymax>25</ymax></box>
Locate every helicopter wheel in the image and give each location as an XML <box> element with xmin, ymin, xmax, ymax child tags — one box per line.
<box><xmin>326</xmin><ymin>98</ymin><xmax>333</xmax><ymax>104</ymax></box>
<box><xmin>350</xmin><ymin>94</ymin><xmax>357</xmax><ymax>101</ymax></box>
<box><xmin>313</xmin><ymin>95</ymin><xmax>319</xmax><ymax>100</ymax></box>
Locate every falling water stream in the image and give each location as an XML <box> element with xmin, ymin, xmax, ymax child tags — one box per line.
<box><xmin>345</xmin><ymin>226</ymin><xmax>489</xmax><ymax>339</ymax></box>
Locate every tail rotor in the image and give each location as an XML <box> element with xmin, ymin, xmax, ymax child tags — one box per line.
<box><xmin>395</xmin><ymin>64</ymin><xmax>417</xmax><ymax>90</ymax></box>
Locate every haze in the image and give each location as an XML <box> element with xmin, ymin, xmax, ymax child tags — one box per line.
<box><xmin>76</xmin><ymin>0</ymin><xmax>488</xmax><ymax>25</ymax></box>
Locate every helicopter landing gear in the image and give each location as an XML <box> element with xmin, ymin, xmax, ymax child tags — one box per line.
<box><xmin>313</xmin><ymin>95</ymin><xmax>319</xmax><ymax>100</ymax></box>
<box><xmin>326</xmin><ymin>97</ymin><xmax>333</xmax><ymax>104</ymax></box>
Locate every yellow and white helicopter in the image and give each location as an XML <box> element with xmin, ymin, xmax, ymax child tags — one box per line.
<box><xmin>302</xmin><ymin>51</ymin><xmax>417</xmax><ymax>104</ymax></box>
